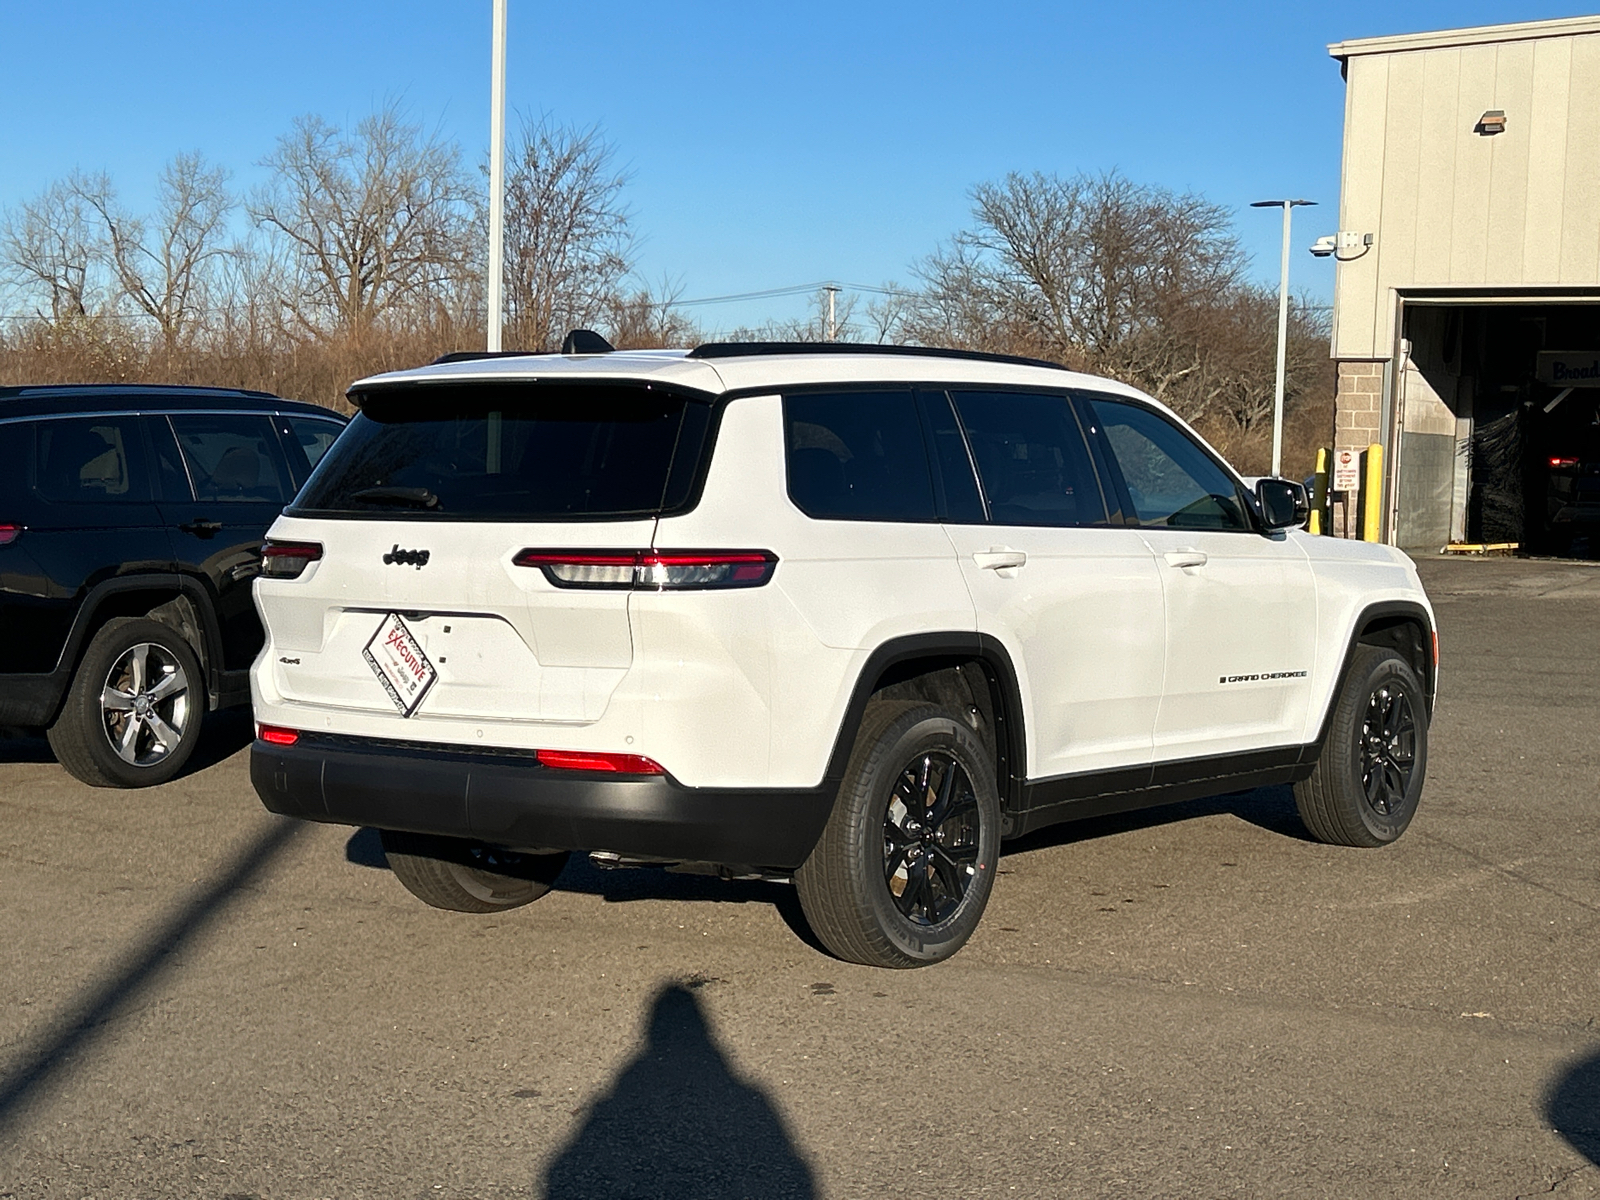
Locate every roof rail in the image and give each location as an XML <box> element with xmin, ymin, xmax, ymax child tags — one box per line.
<box><xmin>0</xmin><ymin>382</ymin><xmax>280</xmax><ymax>400</ymax></box>
<box><xmin>431</xmin><ymin>350</ymin><xmax>538</xmax><ymax>365</ymax></box>
<box><xmin>686</xmin><ymin>341</ymin><xmax>1069</xmax><ymax>372</ymax></box>
<box><xmin>432</xmin><ymin>329</ymin><xmax>617</xmax><ymax>365</ymax></box>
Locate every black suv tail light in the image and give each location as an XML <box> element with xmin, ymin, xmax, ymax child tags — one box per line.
<box><xmin>260</xmin><ymin>540</ymin><xmax>324</xmax><ymax>579</ymax></box>
<box><xmin>0</xmin><ymin>524</ymin><xmax>21</xmax><ymax>546</ymax></box>
<box><xmin>513</xmin><ymin>549</ymin><xmax>777</xmax><ymax>591</ymax></box>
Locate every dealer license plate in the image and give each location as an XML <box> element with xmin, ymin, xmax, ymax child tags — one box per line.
<box><xmin>363</xmin><ymin>612</ymin><xmax>438</xmax><ymax>716</ymax></box>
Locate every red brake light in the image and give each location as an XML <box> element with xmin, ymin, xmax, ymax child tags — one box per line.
<box><xmin>513</xmin><ymin>549</ymin><xmax>777</xmax><ymax>590</ymax></box>
<box><xmin>0</xmin><ymin>524</ymin><xmax>21</xmax><ymax>546</ymax></box>
<box><xmin>258</xmin><ymin>724</ymin><xmax>300</xmax><ymax>746</ymax></box>
<box><xmin>536</xmin><ymin>748</ymin><xmax>665</xmax><ymax>774</ymax></box>
<box><xmin>260</xmin><ymin>540</ymin><xmax>323</xmax><ymax>579</ymax></box>
<box><xmin>1549</xmin><ymin>456</ymin><xmax>1580</xmax><ymax>468</ymax></box>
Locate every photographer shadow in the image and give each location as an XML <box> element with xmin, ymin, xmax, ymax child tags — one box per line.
<box><xmin>1547</xmin><ymin>1048</ymin><xmax>1600</xmax><ymax>1169</ymax></box>
<box><xmin>541</xmin><ymin>983</ymin><xmax>816</xmax><ymax>1200</ymax></box>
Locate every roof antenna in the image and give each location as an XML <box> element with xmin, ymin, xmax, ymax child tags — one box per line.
<box><xmin>560</xmin><ymin>329</ymin><xmax>615</xmax><ymax>354</ymax></box>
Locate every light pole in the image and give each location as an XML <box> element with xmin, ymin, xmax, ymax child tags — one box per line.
<box><xmin>1250</xmin><ymin>198</ymin><xmax>1316</xmax><ymax>477</ymax></box>
<box><xmin>487</xmin><ymin>0</ymin><xmax>508</xmax><ymax>352</ymax></box>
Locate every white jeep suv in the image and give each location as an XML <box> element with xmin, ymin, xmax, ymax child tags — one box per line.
<box><xmin>251</xmin><ymin>339</ymin><xmax>1436</xmax><ymax>968</ymax></box>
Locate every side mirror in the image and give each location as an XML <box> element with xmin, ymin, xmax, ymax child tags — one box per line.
<box><xmin>1255</xmin><ymin>477</ymin><xmax>1310</xmax><ymax>531</ymax></box>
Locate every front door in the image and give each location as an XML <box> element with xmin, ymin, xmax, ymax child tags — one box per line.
<box><xmin>1081</xmin><ymin>396</ymin><xmax>1318</xmax><ymax>763</ymax></box>
<box><xmin>940</xmin><ymin>389</ymin><xmax>1166</xmax><ymax>782</ymax></box>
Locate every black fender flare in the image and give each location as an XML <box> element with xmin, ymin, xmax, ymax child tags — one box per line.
<box><xmin>1305</xmin><ymin>599</ymin><xmax>1436</xmax><ymax>761</ymax></box>
<box><xmin>818</xmin><ymin>632</ymin><xmax>1028</xmax><ymax>818</ymax></box>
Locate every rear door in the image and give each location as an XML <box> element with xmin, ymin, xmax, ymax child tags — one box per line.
<box><xmin>1081</xmin><ymin>395</ymin><xmax>1318</xmax><ymax>761</ymax></box>
<box><xmin>940</xmin><ymin>389</ymin><xmax>1167</xmax><ymax>781</ymax></box>
<box><xmin>263</xmin><ymin>383</ymin><xmax>710</xmax><ymax>726</ymax></box>
<box><xmin>154</xmin><ymin>412</ymin><xmax>296</xmax><ymax>674</ymax></box>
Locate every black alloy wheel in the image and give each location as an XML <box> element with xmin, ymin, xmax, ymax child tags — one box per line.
<box><xmin>1294</xmin><ymin>644</ymin><xmax>1429</xmax><ymax>847</ymax></box>
<box><xmin>1360</xmin><ymin>683</ymin><xmax>1417</xmax><ymax>817</ymax></box>
<box><xmin>883</xmin><ymin>751</ymin><xmax>982</xmax><ymax>926</ymax></box>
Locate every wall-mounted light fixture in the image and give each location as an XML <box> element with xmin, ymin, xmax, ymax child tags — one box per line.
<box><xmin>1475</xmin><ymin>109</ymin><xmax>1507</xmax><ymax>135</ymax></box>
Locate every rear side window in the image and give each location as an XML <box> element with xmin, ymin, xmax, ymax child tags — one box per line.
<box><xmin>293</xmin><ymin>384</ymin><xmax>709</xmax><ymax>521</ymax></box>
<box><xmin>1085</xmin><ymin>398</ymin><xmax>1249</xmax><ymax>531</ymax></box>
<box><xmin>950</xmin><ymin>391</ymin><xmax>1108</xmax><ymax>527</ymax></box>
<box><xmin>281</xmin><ymin>417</ymin><xmax>344</xmax><ymax>486</ymax></box>
<box><xmin>168</xmin><ymin>414</ymin><xmax>292</xmax><ymax>504</ymax></box>
<box><xmin>34</xmin><ymin>418</ymin><xmax>150</xmax><ymax>503</ymax></box>
<box><xmin>784</xmin><ymin>390</ymin><xmax>937</xmax><ymax>522</ymax></box>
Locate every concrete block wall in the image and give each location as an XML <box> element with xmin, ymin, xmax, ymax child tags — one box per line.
<box><xmin>1332</xmin><ymin>359</ymin><xmax>1388</xmax><ymax>537</ymax></box>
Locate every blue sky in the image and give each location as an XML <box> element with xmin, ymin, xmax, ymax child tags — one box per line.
<box><xmin>1</xmin><ymin>1</ymin><xmax>1593</xmax><ymax>332</ymax></box>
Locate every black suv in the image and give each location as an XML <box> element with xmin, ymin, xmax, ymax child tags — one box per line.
<box><xmin>0</xmin><ymin>385</ymin><xmax>345</xmax><ymax>787</ymax></box>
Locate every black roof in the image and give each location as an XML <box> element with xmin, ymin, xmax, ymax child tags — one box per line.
<box><xmin>0</xmin><ymin>383</ymin><xmax>342</xmax><ymax>421</ymax></box>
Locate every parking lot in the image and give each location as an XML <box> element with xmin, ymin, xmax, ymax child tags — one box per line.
<box><xmin>0</xmin><ymin>556</ymin><xmax>1596</xmax><ymax>1199</ymax></box>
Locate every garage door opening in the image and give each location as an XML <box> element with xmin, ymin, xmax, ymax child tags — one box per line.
<box><xmin>1394</xmin><ymin>302</ymin><xmax>1600</xmax><ymax>558</ymax></box>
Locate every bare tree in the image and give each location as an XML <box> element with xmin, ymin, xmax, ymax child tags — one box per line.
<box><xmin>250</xmin><ymin>102</ymin><xmax>471</xmax><ymax>337</ymax></box>
<box><xmin>604</xmin><ymin>280</ymin><xmax>702</xmax><ymax>349</ymax></box>
<box><xmin>74</xmin><ymin>153</ymin><xmax>235</xmax><ymax>353</ymax></box>
<box><xmin>498</xmin><ymin>117</ymin><xmax>633</xmax><ymax>351</ymax></box>
<box><xmin>1</xmin><ymin>176</ymin><xmax>108</xmax><ymax>322</ymax></box>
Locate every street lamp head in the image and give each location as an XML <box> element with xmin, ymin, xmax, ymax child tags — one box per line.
<box><xmin>1251</xmin><ymin>199</ymin><xmax>1318</xmax><ymax>208</ymax></box>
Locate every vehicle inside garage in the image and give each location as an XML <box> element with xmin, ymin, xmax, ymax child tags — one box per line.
<box><xmin>1395</xmin><ymin>300</ymin><xmax>1600</xmax><ymax>556</ymax></box>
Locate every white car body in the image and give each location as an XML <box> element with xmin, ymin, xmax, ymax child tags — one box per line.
<box><xmin>250</xmin><ymin>347</ymin><xmax>1435</xmax><ymax>868</ymax></box>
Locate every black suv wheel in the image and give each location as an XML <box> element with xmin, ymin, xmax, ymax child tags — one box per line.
<box><xmin>47</xmin><ymin>617</ymin><xmax>204</xmax><ymax>788</ymax></box>
<box><xmin>795</xmin><ymin>701</ymin><xmax>1002</xmax><ymax>968</ymax></box>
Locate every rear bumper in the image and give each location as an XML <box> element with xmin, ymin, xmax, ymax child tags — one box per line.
<box><xmin>250</xmin><ymin>733</ymin><xmax>835</xmax><ymax>870</ymax></box>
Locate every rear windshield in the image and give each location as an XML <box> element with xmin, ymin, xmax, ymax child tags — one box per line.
<box><xmin>290</xmin><ymin>384</ymin><xmax>712</xmax><ymax>521</ymax></box>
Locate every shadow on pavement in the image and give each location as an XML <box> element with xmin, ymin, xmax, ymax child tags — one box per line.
<box><xmin>0</xmin><ymin>708</ymin><xmax>253</xmax><ymax>776</ymax></box>
<box><xmin>541</xmin><ymin>983</ymin><xmax>816</xmax><ymax>1200</ymax></box>
<box><xmin>1546</xmin><ymin>1048</ymin><xmax>1600</xmax><ymax>1168</ymax></box>
<box><xmin>0</xmin><ymin>726</ymin><xmax>53</xmax><ymax>763</ymax></box>
<box><xmin>0</xmin><ymin>818</ymin><xmax>305</xmax><ymax>1135</ymax></box>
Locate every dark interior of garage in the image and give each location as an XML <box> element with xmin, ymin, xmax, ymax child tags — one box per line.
<box><xmin>1397</xmin><ymin>302</ymin><xmax>1600</xmax><ymax>557</ymax></box>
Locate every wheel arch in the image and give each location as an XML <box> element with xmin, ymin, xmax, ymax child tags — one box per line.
<box><xmin>1309</xmin><ymin>600</ymin><xmax>1436</xmax><ymax>755</ymax></box>
<box><xmin>820</xmin><ymin>633</ymin><xmax>1028</xmax><ymax>831</ymax></box>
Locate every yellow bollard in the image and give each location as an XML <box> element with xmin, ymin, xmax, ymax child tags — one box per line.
<box><xmin>1309</xmin><ymin>447</ymin><xmax>1329</xmax><ymax>535</ymax></box>
<box><xmin>1361</xmin><ymin>442</ymin><xmax>1384</xmax><ymax>542</ymax></box>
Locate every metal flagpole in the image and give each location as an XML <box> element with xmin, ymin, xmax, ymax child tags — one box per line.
<box><xmin>1251</xmin><ymin>198</ymin><xmax>1316</xmax><ymax>477</ymax></box>
<box><xmin>487</xmin><ymin>0</ymin><xmax>507</xmax><ymax>352</ymax></box>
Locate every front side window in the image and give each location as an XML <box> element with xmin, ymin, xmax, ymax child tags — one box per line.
<box><xmin>294</xmin><ymin>384</ymin><xmax>707</xmax><ymax>520</ymax></box>
<box><xmin>168</xmin><ymin>414</ymin><xmax>292</xmax><ymax>504</ymax></box>
<box><xmin>34</xmin><ymin>417</ymin><xmax>148</xmax><ymax>503</ymax></box>
<box><xmin>785</xmin><ymin>390</ymin><xmax>937</xmax><ymax>521</ymax></box>
<box><xmin>1084</xmin><ymin>398</ymin><xmax>1249</xmax><ymax>531</ymax></box>
<box><xmin>950</xmin><ymin>390</ymin><xmax>1108</xmax><ymax>527</ymax></box>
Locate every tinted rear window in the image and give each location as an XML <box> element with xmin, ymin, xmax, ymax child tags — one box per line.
<box><xmin>291</xmin><ymin>384</ymin><xmax>710</xmax><ymax>521</ymax></box>
<box><xmin>784</xmin><ymin>390</ymin><xmax>937</xmax><ymax>522</ymax></box>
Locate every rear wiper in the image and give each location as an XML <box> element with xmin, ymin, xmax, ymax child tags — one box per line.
<box><xmin>350</xmin><ymin>486</ymin><xmax>441</xmax><ymax>509</ymax></box>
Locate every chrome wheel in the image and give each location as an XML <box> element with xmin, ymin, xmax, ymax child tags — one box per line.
<box><xmin>883</xmin><ymin>751</ymin><xmax>982</xmax><ymax>926</ymax></box>
<box><xmin>1360</xmin><ymin>684</ymin><xmax>1416</xmax><ymax>816</ymax></box>
<box><xmin>100</xmin><ymin>642</ymin><xmax>191</xmax><ymax>767</ymax></box>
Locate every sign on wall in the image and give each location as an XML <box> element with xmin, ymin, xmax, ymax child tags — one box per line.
<box><xmin>1536</xmin><ymin>351</ymin><xmax>1600</xmax><ymax>387</ymax></box>
<box><xmin>1331</xmin><ymin>448</ymin><xmax>1361</xmax><ymax>492</ymax></box>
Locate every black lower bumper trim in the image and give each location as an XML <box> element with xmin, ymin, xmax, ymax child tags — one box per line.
<box><xmin>250</xmin><ymin>733</ymin><xmax>836</xmax><ymax>870</ymax></box>
<box><xmin>0</xmin><ymin>672</ymin><xmax>68</xmax><ymax>727</ymax></box>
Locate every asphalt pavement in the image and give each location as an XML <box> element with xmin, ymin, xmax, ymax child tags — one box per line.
<box><xmin>1</xmin><ymin>555</ymin><xmax>1597</xmax><ymax>1199</ymax></box>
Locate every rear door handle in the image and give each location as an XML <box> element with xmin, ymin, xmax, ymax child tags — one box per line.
<box><xmin>1163</xmin><ymin>549</ymin><xmax>1207</xmax><ymax>569</ymax></box>
<box><xmin>178</xmin><ymin>519</ymin><xmax>224</xmax><ymax>537</ymax></box>
<box><xmin>973</xmin><ymin>549</ymin><xmax>1028</xmax><ymax>570</ymax></box>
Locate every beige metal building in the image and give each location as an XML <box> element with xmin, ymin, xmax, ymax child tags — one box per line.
<box><xmin>1327</xmin><ymin>15</ymin><xmax>1600</xmax><ymax>553</ymax></box>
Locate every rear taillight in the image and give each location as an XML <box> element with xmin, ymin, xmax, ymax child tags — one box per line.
<box><xmin>1549</xmin><ymin>456</ymin><xmax>1580</xmax><ymax>468</ymax></box>
<box><xmin>260</xmin><ymin>540</ymin><xmax>323</xmax><ymax>579</ymax></box>
<box><xmin>258</xmin><ymin>724</ymin><xmax>299</xmax><ymax>746</ymax></box>
<box><xmin>0</xmin><ymin>524</ymin><xmax>21</xmax><ymax>546</ymax></box>
<box><xmin>513</xmin><ymin>549</ymin><xmax>777</xmax><ymax>590</ymax></box>
<box><xmin>536</xmin><ymin>748</ymin><xmax>664</xmax><ymax>773</ymax></box>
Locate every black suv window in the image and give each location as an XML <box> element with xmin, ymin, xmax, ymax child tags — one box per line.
<box><xmin>950</xmin><ymin>391</ymin><xmax>1108</xmax><ymax>527</ymax></box>
<box><xmin>34</xmin><ymin>417</ymin><xmax>150</xmax><ymax>503</ymax></box>
<box><xmin>295</xmin><ymin>384</ymin><xmax>709</xmax><ymax>520</ymax></box>
<box><xmin>169</xmin><ymin>414</ymin><xmax>293</xmax><ymax>504</ymax></box>
<box><xmin>784</xmin><ymin>390</ymin><xmax>937</xmax><ymax>522</ymax></box>
<box><xmin>280</xmin><ymin>416</ymin><xmax>345</xmax><ymax>487</ymax></box>
<box><xmin>1084</xmin><ymin>397</ymin><xmax>1249</xmax><ymax>531</ymax></box>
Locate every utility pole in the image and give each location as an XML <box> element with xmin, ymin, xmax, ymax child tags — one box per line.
<box><xmin>486</xmin><ymin>0</ymin><xmax>508</xmax><ymax>352</ymax></box>
<box><xmin>823</xmin><ymin>285</ymin><xmax>840</xmax><ymax>342</ymax></box>
<box><xmin>1250</xmin><ymin>198</ymin><xmax>1316</xmax><ymax>477</ymax></box>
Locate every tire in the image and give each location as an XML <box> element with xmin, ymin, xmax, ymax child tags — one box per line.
<box><xmin>1295</xmin><ymin>645</ymin><xmax>1429</xmax><ymax>847</ymax></box>
<box><xmin>47</xmin><ymin>617</ymin><xmax>204</xmax><ymax>788</ymax></box>
<box><xmin>795</xmin><ymin>701</ymin><xmax>1002</xmax><ymax>968</ymax></box>
<box><xmin>380</xmin><ymin>830</ymin><xmax>570</xmax><ymax>913</ymax></box>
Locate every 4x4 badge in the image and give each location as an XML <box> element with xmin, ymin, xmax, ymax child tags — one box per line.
<box><xmin>383</xmin><ymin>545</ymin><xmax>430</xmax><ymax>568</ymax></box>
